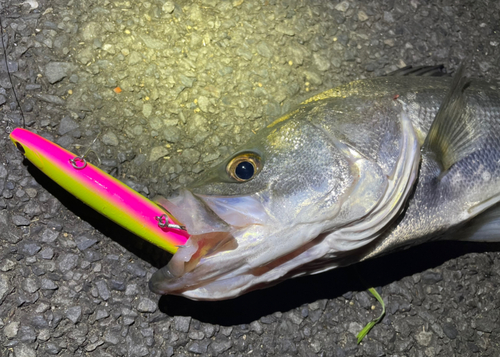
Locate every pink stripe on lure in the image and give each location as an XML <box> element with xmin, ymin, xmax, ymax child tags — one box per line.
<box><xmin>10</xmin><ymin>128</ymin><xmax>189</xmax><ymax>254</ymax></box>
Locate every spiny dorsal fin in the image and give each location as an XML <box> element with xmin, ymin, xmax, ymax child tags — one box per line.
<box><xmin>423</xmin><ymin>65</ymin><xmax>480</xmax><ymax>172</ymax></box>
<box><xmin>385</xmin><ymin>65</ymin><xmax>450</xmax><ymax>77</ymax></box>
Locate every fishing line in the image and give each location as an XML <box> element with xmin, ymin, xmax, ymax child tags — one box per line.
<box><xmin>0</xmin><ymin>12</ymin><xmax>26</xmax><ymax>128</ymax></box>
<box><xmin>1</xmin><ymin>11</ymin><xmax>103</xmax><ymax>167</ymax></box>
<box><xmin>70</xmin><ymin>132</ymin><xmax>102</xmax><ymax>169</ymax></box>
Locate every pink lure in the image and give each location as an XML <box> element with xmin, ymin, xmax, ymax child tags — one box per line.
<box><xmin>10</xmin><ymin>128</ymin><xmax>189</xmax><ymax>254</ymax></box>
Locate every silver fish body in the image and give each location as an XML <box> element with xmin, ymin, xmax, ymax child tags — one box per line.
<box><xmin>150</xmin><ymin>70</ymin><xmax>500</xmax><ymax>300</ymax></box>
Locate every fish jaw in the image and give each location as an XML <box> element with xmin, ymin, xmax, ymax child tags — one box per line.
<box><xmin>149</xmin><ymin>223</ymin><xmax>330</xmax><ymax>300</ymax></box>
<box><xmin>150</xmin><ymin>187</ymin><xmax>330</xmax><ymax>300</ymax></box>
<box><xmin>150</xmin><ymin>189</ymin><xmax>270</xmax><ymax>298</ymax></box>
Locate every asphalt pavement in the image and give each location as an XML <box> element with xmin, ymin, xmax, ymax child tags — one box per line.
<box><xmin>1</xmin><ymin>0</ymin><xmax>500</xmax><ymax>356</ymax></box>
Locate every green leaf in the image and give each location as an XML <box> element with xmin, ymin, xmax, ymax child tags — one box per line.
<box><xmin>357</xmin><ymin>287</ymin><xmax>386</xmax><ymax>344</ymax></box>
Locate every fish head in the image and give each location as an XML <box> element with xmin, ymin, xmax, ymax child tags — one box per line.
<box><xmin>150</xmin><ymin>102</ymin><xmax>419</xmax><ymax>300</ymax></box>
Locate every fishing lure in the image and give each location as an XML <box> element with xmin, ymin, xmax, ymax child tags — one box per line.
<box><xmin>10</xmin><ymin>128</ymin><xmax>189</xmax><ymax>254</ymax></box>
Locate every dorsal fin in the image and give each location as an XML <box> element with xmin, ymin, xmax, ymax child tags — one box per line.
<box><xmin>385</xmin><ymin>65</ymin><xmax>450</xmax><ymax>77</ymax></box>
<box><xmin>422</xmin><ymin>65</ymin><xmax>481</xmax><ymax>172</ymax></box>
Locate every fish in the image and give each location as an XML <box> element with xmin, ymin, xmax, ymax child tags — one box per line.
<box><xmin>150</xmin><ymin>65</ymin><xmax>500</xmax><ymax>301</ymax></box>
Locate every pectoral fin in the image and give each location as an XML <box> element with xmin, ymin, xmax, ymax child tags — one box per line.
<box><xmin>422</xmin><ymin>66</ymin><xmax>483</xmax><ymax>173</ymax></box>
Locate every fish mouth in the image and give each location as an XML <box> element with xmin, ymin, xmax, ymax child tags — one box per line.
<box><xmin>148</xmin><ymin>231</ymin><xmax>240</xmax><ymax>298</ymax></box>
<box><xmin>149</xmin><ymin>189</ymin><xmax>270</xmax><ymax>299</ymax></box>
<box><xmin>148</xmin><ymin>189</ymin><xmax>333</xmax><ymax>300</ymax></box>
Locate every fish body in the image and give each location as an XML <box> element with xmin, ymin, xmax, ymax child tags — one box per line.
<box><xmin>150</xmin><ymin>69</ymin><xmax>500</xmax><ymax>300</ymax></box>
<box><xmin>150</xmin><ymin>70</ymin><xmax>500</xmax><ymax>300</ymax></box>
<box><xmin>10</xmin><ymin>128</ymin><xmax>189</xmax><ymax>253</ymax></box>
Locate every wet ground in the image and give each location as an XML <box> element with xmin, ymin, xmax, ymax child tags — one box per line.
<box><xmin>1</xmin><ymin>0</ymin><xmax>500</xmax><ymax>356</ymax></box>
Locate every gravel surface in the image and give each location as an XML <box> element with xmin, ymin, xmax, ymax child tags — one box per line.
<box><xmin>1</xmin><ymin>0</ymin><xmax>500</xmax><ymax>356</ymax></box>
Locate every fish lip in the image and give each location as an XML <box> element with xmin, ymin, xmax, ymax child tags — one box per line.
<box><xmin>148</xmin><ymin>264</ymin><xmax>178</xmax><ymax>294</ymax></box>
<box><xmin>149</xmin><ymin>231</ymin><xmax>240</xmax><ymax>296</ymax></box>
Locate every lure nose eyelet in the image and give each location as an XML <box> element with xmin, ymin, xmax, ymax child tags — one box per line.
<box><xmin>15</xmin><ymin>142</ymin><xmax>25</xmax><ymax>154</ymax></box>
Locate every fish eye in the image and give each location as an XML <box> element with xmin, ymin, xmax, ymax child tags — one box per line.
<box><xmin>226</xmin><ymin>153</ymin><xmax>262</xmax><ymax>182</ymax></box>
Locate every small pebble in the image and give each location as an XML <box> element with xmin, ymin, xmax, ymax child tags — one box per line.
<box><xmin>95</xmin><ymin>280</ymin><xmax>111</xmax><ymax>301</ymax></box>
<box><xmin>40</xmin><ymin>278</ymin><xmax>58</xmax><ymax>290</ymax></box>
<box><xmin>95</xmin><ymin>309</ymin><xmax>109</xmax><ymax>320</ymax></box>
<box><xmin>173</xmin><ymin>316</ymin><xmax>191</xmax><ymax>333</ymax></box>
<box><xmin>137</xmin><ymin>298</ymin><xmax>157</xmax><ymax>313</ymax></box>
<box><xmin>58</xmin><ymin>254</ymin><xmax>78</xmax><ymax>272</ymax></box>
<box><xmin>74</xmin><ymin>235</ymin><xmax>98</xmax><ymax>251</ymax></box>
<box><xmin>4</xmin><ymin>321</ymin><xmax>20</xmax><ymax>339</ymax></box>
<box><xmin>66</xmin><ymin>306</ymin><xmax>82</xmax><ymax>324</ymax></box>
<box><xmin>12</xmin><ymin>215</ymin><xmax>30</xmax><ymax>226</ymax></box>
<box><xmin>14</xmin><ymin>344</ymin><xmax>37</xmax><ymax>357</ymax></box>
